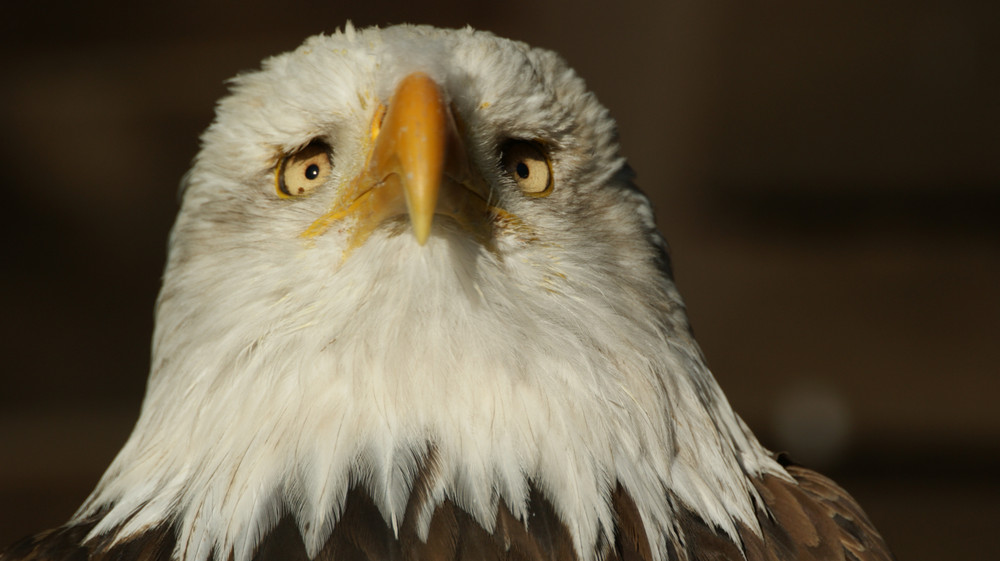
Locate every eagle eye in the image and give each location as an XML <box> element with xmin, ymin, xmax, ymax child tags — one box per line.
<box><xmin>501</xmin><ymin>140</ymin><xmax>553</xmax><ymax>197</ymax></box>
<box><xmin>276</xmin><ymin>141</ymin><xmax>333</xmax><ymax>197</ymax></box>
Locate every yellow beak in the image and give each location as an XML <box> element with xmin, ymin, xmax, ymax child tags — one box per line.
<box><xmin>302</xmin><ymin>72</ymin><xmax>487</xmax><ymax>250</ymax></box>
<box><xmin>370</xmin><ymin>72</ymin><xmax>451</xmax><ymax>244</ymax></box>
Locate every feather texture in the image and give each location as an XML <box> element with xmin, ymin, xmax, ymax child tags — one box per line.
<box><xmin>3</xmin><ymin>457</ymin><xmax>892</xmax><ymax>561</ymax></box>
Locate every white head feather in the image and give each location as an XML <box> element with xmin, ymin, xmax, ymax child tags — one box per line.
<box><xmin>75</xmin><ymin>24</ymin><xmax>785</xmax><ymax>561</ymax></box>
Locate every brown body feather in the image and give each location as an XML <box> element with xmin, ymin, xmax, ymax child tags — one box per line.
<box><xmin>742</xmin><ymin>458</ymin><xmax>894</xmax><ymax>561</ymax></box>
<box><xmin>2</xmin><ymin>455</ymin><xmax>892</xmax><ymax>561</ymax></box>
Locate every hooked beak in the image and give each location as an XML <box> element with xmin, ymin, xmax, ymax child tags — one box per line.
<box><xmin>302</xmin><ymin>72</ymin><xmax>490</xmax><ymax>252</ymax></box>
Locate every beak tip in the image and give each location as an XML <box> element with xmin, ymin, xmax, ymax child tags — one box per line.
<box><xmin>412</xmin><ymin>217</ymin><xmax>433</xmax><ymax>246</ymax></box>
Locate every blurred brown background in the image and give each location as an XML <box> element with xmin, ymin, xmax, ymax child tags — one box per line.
<box><xmin>1</xmin><ymin>1</ymin><xmax>997</xmax><ymax>559</ymax></box>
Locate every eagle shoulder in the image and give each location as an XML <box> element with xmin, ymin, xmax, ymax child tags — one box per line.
<box><xmin>739</xmin><ymin>456</ymin><xmax>895</xmax><ymax>561</ymax></box>
<box><xmin>0</xmin><ymin>515</ymin><xmax>174</xmax><ymax>561</ymax></box>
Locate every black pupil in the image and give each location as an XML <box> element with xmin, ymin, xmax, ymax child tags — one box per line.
<box><xmin>305</xmin><ymin>164</ymin><xmax>320</xmax><ymax>180</ymax></box>
<box><xmin>516</xmin><ymin>162</ymin><xmax>530</xmax><ymax>179</ymax></box>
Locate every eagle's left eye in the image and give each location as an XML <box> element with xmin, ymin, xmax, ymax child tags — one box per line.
<box><xmin>501</xmin><ymin>140</ymin><xmax>553</xmax><ymax>197</ymax></box>
<box><xmin>276</xmin><ymin>141</ymin><xmax>333</xmax><ymax>197</ymax></box>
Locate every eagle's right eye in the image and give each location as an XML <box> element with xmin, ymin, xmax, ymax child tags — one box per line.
<box><xmin>276</xmin><ymin>141</ymin><xmax>333</xmax><ymax>198</ymax></box>
<box><xmin>500</xmin><ymin>140</ymin><xmax>553</xmax><ymax>197</ymax></box>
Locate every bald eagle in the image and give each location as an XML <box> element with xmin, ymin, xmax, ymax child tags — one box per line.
<box><xmin>2</xmin><ymin>24</ymin><xmax>892</xmax><ymax>561</ymax></box>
